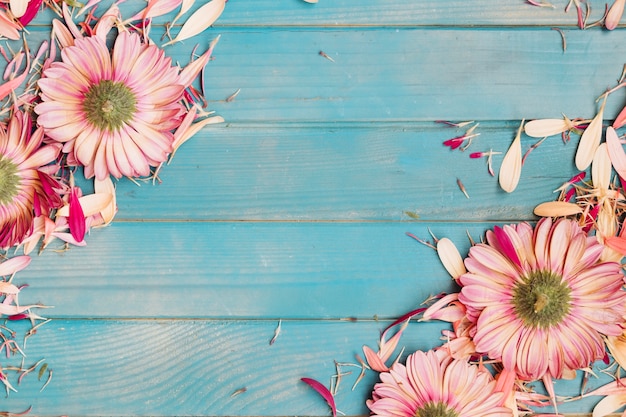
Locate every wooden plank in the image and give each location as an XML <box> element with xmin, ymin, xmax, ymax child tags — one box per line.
<box><xmin>19</xmin><ymin>221</ymin><xmax>467</xmax><ymax>318</ymax></box>
<box><xmin>107</xmin><ymin>122</ymin><xmax>578</xmax><ymax>221</ymax></box>
<box><xmin>32</xmin><ymin>0</ymin><xmax>607</xmax><ymax>27</ymax></box>
<box><xmin>0</xmin><ymin>319</ymin><xmax>610</xmax><ymax>415</ymax></box>
<box><xmin>18</xmin><ymin>27</ymin><xmax>626</xmax><ymax>122</ymax></box>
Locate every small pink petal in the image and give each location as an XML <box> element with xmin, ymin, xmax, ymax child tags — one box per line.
<box><xmin>0</xmin><ymin>256</ymin><xmax>31</xmax><ymax>276</ymax></box>
<box><xmin>605</xmin><ymin>0</ymin><xmax>626</xmax><ymax>30</ymax></box>
<box><xmin>300</xmin><ymin>377</ymin><xmax>336</xmax><ymax>417</ymax></box>
<box><xmin>68</xmin><ymin>187</ymin><xmax>86</xmax><ymax>242</ymax></box>
<box><xmin>362</xmin><ymin>346</ymin><xmax>389</xmax><ymax>372</ymax></box>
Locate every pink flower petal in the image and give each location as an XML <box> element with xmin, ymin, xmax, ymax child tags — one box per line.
<box><xmin>300</xmin><ymin>377</ymin><xmax>336</xmax><ymax>417</ymax></box>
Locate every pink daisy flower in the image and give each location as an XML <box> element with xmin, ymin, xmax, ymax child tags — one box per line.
<box><xmin>458</xmin><ymin>217</ymin><xmax>626</xmax><ymax>380</ymax></box>
<box><xmin>35</xmin><ymin>31</ymin><xmax>186</xmax><ymax>180</ymax></box>
<box><xmin>367</xmin><ymin>349</ymin><xmax>512</xmax><ymax>417</ymax></box>
<box><xmin>0</xmin><ymin>111</ymin><xmax>62</xmax><ymax>248</ymax></box>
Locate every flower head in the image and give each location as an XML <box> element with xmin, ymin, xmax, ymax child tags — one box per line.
<box><xmin>0</xmin><ymin>111</ymin><xmax>62</xmax><ymax>248</ymax></box>
<box><xmin>35</xmin><ymin>31</ymin><xmax>187</xmax><ymax>180</ymax></box>
<box><xmin>458</xmin><ymin>217</ymin><xmax>626</xmax><ymax>380</ymax></box>
<box><xmin>367</xmin><ymin>349</ymin><xmax>512</xmax><ymax>417</ymax></box>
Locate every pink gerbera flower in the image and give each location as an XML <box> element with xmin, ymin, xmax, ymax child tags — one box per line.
<box><xmin>35</xmin><ymin>31</ymin><xmax>186</xmax><ymax>180</ymax></box>
<box><xmin>367</xmin><ymin>349</ymin><xmax>512</xmax><ymax>417</ymax></box>
<box><xmin>458</xmin><ymin>217</ymin><xmax>626</xmax><ymax>381</ymax></box>
<box><xmin>0</xmin><ymin>111</ymin><xmax>62</xmax><ymax>248</ymax></box>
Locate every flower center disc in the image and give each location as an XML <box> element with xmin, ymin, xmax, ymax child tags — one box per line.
<box><xmin>415</xmin><ymin>402</ymin><xmax>458</xmax><ymax>417</ymax></box>
<box><xmin>0</xmin><ymin>157</ymin><xmax>19</xmax><ymax>206</ymax></box>
<box><xmin>83</xmin><ymin>80</ymin><xmax>137</xmax><ymax>132</ymax></box>
<box><xmin>512</xmin><ymin>270</ymin><xmax>571</xmax><ymax>329</ymax></box>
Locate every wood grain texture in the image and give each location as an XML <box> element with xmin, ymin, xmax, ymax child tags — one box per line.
<box><xmin>20</xmin><ymin>221</ymin><xmax>470</xmax><ymax>319</ymax></box>
<box><xmin>47</xmin><ymin>0</ymin><xmax>609</xmax><ymax>27</ymax></box>
<box><xmin>0</xmin><ymin>319</ymin><xmax>612</xmax><ymax>416</ymax></box>
<box><xmin>108</xmin><ymin>122</ymin><xmax>579</xmax><ymax>221</ymax></box>
<box><xmin>5</xmin><ymin>0</ymin><xmax>624</xmax><ymax>415</ymax></box>
<box><xmin>18</xmin><ymin>26</ymin><xmax>626</xmax><ymax>123</ymax></box>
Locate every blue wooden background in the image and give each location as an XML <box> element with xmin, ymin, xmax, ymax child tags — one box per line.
<box><xmin>3</xmin><ymin>0</ymin><xmax>625</xmax><ymax>415</ymax></box>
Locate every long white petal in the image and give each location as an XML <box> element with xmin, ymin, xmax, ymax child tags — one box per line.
<box><xmin>591</xmin><ymin>142</ymin><xmax>611</xmax><ymax>192</ymax></box>
<box><xmin>499</xmin><ymin>120</ymin><xmax>524</xmax><ymax>193</ymax></box>
<box><xmin>606</xmin><ymin>126</ymin><xmax>626</xmax><ymax>180</ymax></box>
<box><xmin>524</xmin><ymin>118</ymin><xmax>570</xmax><ymax>138</ymax></box>
<box><xmin>436</xmin><ymin>238</ymin><xmax>466</xmax><ymax>280</ymax></box>
<box><xmin>592</xmin><ymin>394</ymin><xmax>626</xmax><ymax>417</ymax></box>
<box><xmin>164</xmin><ymin>0</ymin><xmax>225</xmax><ymax>46</ymax></box>
<box><xmin>94</xmin><ymin>176</ymin><xmax>117</xmax><ymax>226</ymax></box>
<box><xmin>576</xmin><ymin>100</ymin><xmax>606</xmax><ymax>171</ymax></box>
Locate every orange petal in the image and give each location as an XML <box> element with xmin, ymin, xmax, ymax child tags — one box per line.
<box><xmin>533</xmin><ymin>201</ymin><xmax>583</xmax><ymax>217</ymax></box>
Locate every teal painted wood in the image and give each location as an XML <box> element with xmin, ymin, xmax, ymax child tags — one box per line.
<box><xmin>20</xmin><ymin>222</ymin><xmax>476</xmax><ymax>319</ymax></box>
<box><xmin>0</xmin><ymin>319</ymin><xmax>611</xmax><ymax>415</ymax></box>
<box><xmin>107</xmin><ymin>122</ymin><xmax>579</xmax><ymax>221</ymax></box>
<box><xmin>189</xmin><ymin>28</ymin><xmax>626</xmax><ymax>123</ymax></box>
<box><xmin>5</xmin><ymin>0</ymin><xmax>623</xmax><ymax>415</ymax></box>
<box><xmin>31</xmin><ymin>0</ymin><xmax>611</xmax><ymax>27</ymax></box>
<box><xmin>16</xmin><ymin>27</ymin><xmax>626</xmax><ymax>123</ymax></box>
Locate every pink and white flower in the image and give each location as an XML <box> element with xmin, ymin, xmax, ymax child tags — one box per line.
<box><xmin>0</xmin><ymin>111</ymin><xmax>62</xmax><ymax>248</ymax></box>
<box><xmin>367</xmin><ymin>349</ymin><xmax>512</xmax><ymax>417</ymax></box>
<box><xmin>35</xmin><ymin>31</ymin><xmax>188</xmax><ymax>180</ymax></box>
<box><xmin>458</xmin><ymin>217</ymin><xmax>626</xmax><ymax>380</ymax></box>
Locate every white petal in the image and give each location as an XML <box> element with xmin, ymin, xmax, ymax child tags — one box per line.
<box><xmin>164</xmin><ymin>0</ymin><xmax>225</xmax><ymax>45</ymax></box>
<box><xmin>576</xmin><ymin>101</ymin><xmax>605</xmax><ymax>171</ymax></box>
<box><xmin>498</xmin><ymin>120</ymin><xmax>524</xmax><ymax>193</ymax></box>
<box><xmin>591</xmin><ymin>142</ymin><xmax>611</xmax><ymax>191</ymax></box>
<box><xmin>606</xmin><ymin>126</ymin><xmax>626</xmax><ymax>180</ymax></box>
<box><xmin>56</xmin><ymin>193</ymin><xmax>113</xmax><ymax>218</ymax></box>
<box><xmin>524</xmin><ymin>118</ymin><xmax>570</xmax><ymax>138</ymax></box>
<box><xmin>436</xmin><ymin>238</ymin><xmax>466</xmax><ymax>280</ymax></box>
<box><xmin>592</xmin><ymin>394</ymin><xmax>626</xmax><ymax>417</ymax></box>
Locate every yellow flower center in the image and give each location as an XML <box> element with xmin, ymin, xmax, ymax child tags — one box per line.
<box><xmin>0</xmin><ymin>157</ymin><xmax>19</xmax><ymax>206</ymax></box>
<box><xmin>83</xmin><ymin>80</ymin><xmax>137</xmax><ymax>132</ymax></box>
<box><xmin>512</xmin><ymin>270</ymin><xmax>571</xmax><ymax>329</ymax></box>
<box><xmin>415</xmin><ymin>402</ymin><xmax>458</xmax><ymax>417</ymax></box>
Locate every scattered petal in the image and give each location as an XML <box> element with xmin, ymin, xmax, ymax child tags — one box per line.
<box><xmin>164</xmin><ymin>0</ymin><xmax>225</xmax><ymax>46</ymax></box>
<box><xmin>592</xmin><ymin>393</ymin><xmax>626</xmax><ymax>417</ymax></box>
<box><xmin>533</xmin><ymin>201</ymin><xmax>583</xmax><ymax>217</ymax></box>
<box><xmin>591</xmin><ymin>142</ymin><xmax>611</xmax><ymax>192</ymax></box>
<box><xmin>524</xmin><ymin>117</ymin><xmax>572</xmax><ymax>138</ymax></box>
<box><xmin>436</xmin><ymin>238</ymin><xmax>466</xmax><ymax>280</ymax></box>
<box><xmin>605</xmin><ymin>0</ymin><xmax>626</xmax><ymax>30</ymax></box>
<box><xmin>300</xmin><ymin>377</ymin><xmax>336</xmax><ymax>417</ymax></box>
<box><xmin>576</xmin><ymin>99</ymin><xmax>606</xmax><ymax>171</ymax></box>
<box><xmin>499</xmin><ymin>119</ymin><xmax>524</xmax><ymax>193</ymax></box>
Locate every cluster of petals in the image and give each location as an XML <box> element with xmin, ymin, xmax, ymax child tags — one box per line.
<box><xmin>457</xmin><ymin>217</ymin><xmax>626</xmax><ymax>381</ymax></box>
<box><xmin>0</xmin><ymin>111</ymin><xmax>63</xmax><ymax>248</ymax></box>
<box><xmin>35</xmin><ymin>31</ymin><xmax>187</xmax><ymax>180</ymax></box>
<box><xmin>367</xmin><ymin>349</ymin><xmax>512</xmax><ymax>417</ymax></box>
